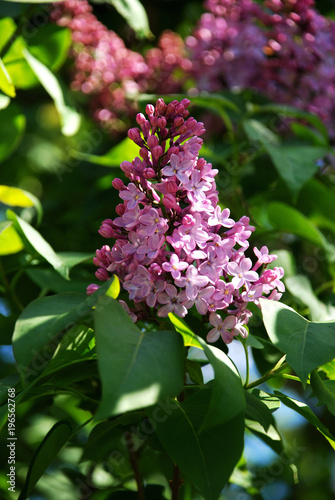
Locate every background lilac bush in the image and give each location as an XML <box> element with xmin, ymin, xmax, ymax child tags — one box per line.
<box><xmin>0</xmin><ymin>1</ymin><xmax>335</xmax><ymax>499</ymax></box>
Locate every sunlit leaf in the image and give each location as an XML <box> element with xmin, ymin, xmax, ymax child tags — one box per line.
<box><xmin>0</xmin><ymin>220</ymin><xmax>24</xmax><ymax>255</ymax></box>
<box><xmin>0</xmin><ymin>57</ymin><xmax>15</xmax><ymax>97</ymax></box>
<box><xmin>0</xmin><ymin>185</ymin><xmax>42</xmax><ymax>224</ymax></box>
<box><xmin>7</xmin><ymin>209</ymin><xmax>69</xmax><ymax>279</ymax></box>
<box><xmin>22</xmin><ymin>48</ymin><xmax>80</xmax><ymax>136</ymax></box>
<box><xmin>168</xmin><ymin>312</ymin><xmax>202</xmax><ymax>348</ymax></box>
<box><xmin>105</xmin><ymin>0</ymin><xmax>152</xmax><ymax>38</ymax></box>
<box><xmin>72</xmin><ymin>137</ymin><xmax>139</xmax><ymax>167</ymax></box>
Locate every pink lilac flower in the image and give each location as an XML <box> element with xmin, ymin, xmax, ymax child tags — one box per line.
<box><xmin>88</xmin><ymin>98</ymin><xmax>284</xmax><ymax>344</ymax></box>
<box><xmin>207</xmin><ymin>313</ymin><xmax>237</xmax><ymax>344</ymax></box>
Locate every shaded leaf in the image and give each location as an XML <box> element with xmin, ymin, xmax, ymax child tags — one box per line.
<box><xmin>12</xmin><ymin>281</ymin><xmax>111</xmax><ymax>381</ymax></box>
<box><xmin>0</xmin><ymin>101</ymin><xmax>25</xmax><ymax>162</ymax></box>
<box><xmin>245</xmin><ymin>390</ymin><xmax>273</xmax><ymax>431</ymax></box>
<box><xmin>285</xmin><ymin>274</ymin><xmax>335</xmax><ymax>321</ymax></box>
<box><xmin>260</xmin><ymin>299</ymin><xmax>335</xmax><ymax>386</ymax></box>
<box><xmin>274</xmin><ymin>390</ymin><xmax>335</xmax><ymax>449</ymax></box>
<box><xmin>18</xmin><ymin>421</ymin><xmax>72</xmax><ymax>500</ymax></box>
<box><xmin>94</xmin><ymin>296</ymin><xmax>184</xmax><ymax>418</ymax></box>
<box><xmin>197</xmin><ymin>337</ymin><xmax>245</xmax><ymax>430</ymax></box>
<box><xmin>151</xmin><ymin>388</ymin><xmax>244</xmax><ymax>500</ymax></box>
<box><xmin>310</xmin><ymin>370</ymin><xmax>335</xmax><ymax>416</ymax></box>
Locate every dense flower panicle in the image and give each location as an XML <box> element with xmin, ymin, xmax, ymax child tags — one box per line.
<box><xmin>187</xmin><ymin>0</ymin><xmax>335</xmax><ymax>138</ymax></box>
<box><xmin>51</xmin><ymin>1</ymin><xmax>187</xmax><ymax>131</ymax></box>
<box><xmin>88</xmin><ymin>99</ymin><xmax>284</xmax><ymax>344</ymax></box>
<box><xmin>51</xmin><ymin>0</ymin><xmax>150</xmax><ymax>131</ymax></box>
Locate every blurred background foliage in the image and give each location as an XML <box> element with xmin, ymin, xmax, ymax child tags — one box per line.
<box><xmin>1</xmin><ymin>0</ymin><xmax>335</xmax><ymax>499</ymax></box>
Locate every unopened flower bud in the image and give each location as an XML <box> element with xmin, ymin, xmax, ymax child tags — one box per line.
<box><xmin>145</xmin><ymin>104</ymin><xmax>155</xmax><ymax>116</ymax></box>
<box><xmin>115</xmin><ymin>204</ymin><xmax>125</xmax><ymax>215</ymax></box>
<box><xmin>136</xmin><ymin>113</ymin><xmax>146</xmax><ymax>124</ymax></box>
<box><xmin>112</xmin><ymin>178</ymin><xmax>125</xmax><ymax>190</ymax></box>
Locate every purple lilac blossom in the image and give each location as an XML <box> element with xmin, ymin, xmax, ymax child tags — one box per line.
<box><xmin>187</xmin><ymin>0</ymin><xmax>335</xmax><ymax>139</ymax></box>
<box><xmin>88</xmin><ymin>98</ymin><xmax>284</xmax><ymax>344</ymax></box>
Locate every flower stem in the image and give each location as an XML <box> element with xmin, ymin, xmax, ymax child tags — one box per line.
<box><xmin>242</xmin><ymin>342</ymin><xmax>250</xmax><ymax>387</ymax></box>
<box><xmin>171</xmin><ymin>464</ymin><xmax>182</xmax><ymax>500</ymax></box>
<box><xmin>245</xmin><ymin>355</ymin><xmax>287</xmax><ymax>390</ymax></box>
<box><xmin>125</xmin><ymin>431</ymin><xmax>145</xmax><ymax>500</ymax></box>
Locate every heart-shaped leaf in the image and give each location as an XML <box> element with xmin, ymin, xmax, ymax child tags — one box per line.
<box><xmin>260</xmin><ymin>299</ymin><xmax>335</xmax><ymax>386</ymax></box>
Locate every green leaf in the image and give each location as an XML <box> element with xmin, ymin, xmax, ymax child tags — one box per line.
<box><xmin>42</xmin><ymin>325</ymin><xmax>96</xmax><ymax>377</ymax></box>
<box><xmin>245</xmin><ymin>419</ymin><xmax>283</xmax><ymax>455</ymax></box>
<box><xmin>94</xmin><ymin>296</ymin><xmax>185</xmax><ymax>419</ymax></box>
<box><xmin>285</xmin><ymin>274</ymin><xmax>335</xmax><ymax>321</ymax></box>
<box><xmin>150</xmin><ymin>388</ymin><xmax>244</xmax><ymax>500</ymax></box>
<box><xmin>274</xmin><ymin>390</ymin><xmax>335</xmax><ymax>449</ymax></box>
<box><xmin>269</xmin><ymin>249</ymin><xmax>297</xmax><ymax>278</ymax></box>
<box><xmin>249</xmin><ymin>103</ymin><xmax>329</xmax><ymax>140</ymax></box>
<box><xmin>55</xmin><ymin>251</ymin><xmax>93</xmax><ymax>270</ymax></box>
<box><xmin>72</xmin><ymin>137</ymin><xmax>139</xmax><ymax>167</ymax></box>
<box><xmin>266</xmin><ymin>202</ymin><xmax>335</xmax><ymax>260</ymax></box>
<box><xmin>106</xmin><ymin>0</ymin><xmax>152</xmax><ymax>38</ymax></box>
<box><xmin>260</xmin><ymin>299</ymin><xmax>335</xmax><ymax>386</ymax></box>
<box><xmin>245</xmin><ymin>390</ymin><xmax>273</xmax><ymax>431</ymax></box>
<box><xmin>81</xmin><ymin>418</ymin><xmax>137</xmax><ymax>463</ymax></box>
<box><xmin>250</xmin><ymin>389</ymin><xmax>281</xmax><ymax>413</ymax></box>
<box><xmin>321</xmin><ymin>359</ymin><xmax>335</xmax><ymax>379</ymax></box>
<box><xmin>243</xmin><ymin>118</ymin><xmax>328</xmax><ymax>196</ymax></box>
<box><xmin>265</xmin><ymin>144</ymin><xmax>327</xmax><ymax>198</ymax></box>
<box><xmin>186</xmin><ymin>359</ymin><xmax>204</xmax><ymax>386</ymax></box>
<box><xmin>0</xmin><ymin>101</ymin><xmax>25</xmax><ymax>162</ymax></box>
<box><xmin>105</xmin><ymin>275</ymin><xmax>120</xmax><ymax>298</ymax></box>
<box><xmin>0</xmin><ymin>220</ymin><xmax>24</xmax><ymax>255</ymax></box>
<box><xmin>0</xmin><ymin>185</ymin><xmax>42</xmax><ymax>224</ymax></box>
<box><xmin>243</xmin><ymin>119</ymin><xmax>280</xmax><ymax>146</ymax></box>
<box><xmin>310</xmin><ymin>370</ymin><xmax>335</xmax><ymax>416</ymax></box>
<box><xmin>3</xmin><ymin>37</ymin><xmax>38</xmax><ymax>88</ymax></box>
<box><xmin>168</xmin><ymin>313</ymin><xmax>202</xmax><ymax>348</ymax></box>
<box><xmin>18</xmin><ymin>421</ymin><xmax>72</xmax><ymax>500</ymax></box>
<box><xmin>0</xmin><ymin>18</ymin><xmax>16</xmax><ymax>53</ymax></box>
<box><xmin>0</xmin><ymin>57</ymin><xmax>15</xmax><ymax>97</ymax></box>
<box><xmin>22</xmin><ymin>48</ymin><xmax>80</xmax><ymax>136</ymax></box>
<box><xmin>28</xmin><ymin>25</ymin><xmax>71</xmax><ymax>72</ymax></box>
<box><xmin>298</xmin><ymin>179</ymin><xmax>335</xmax><ymax>235</ymax></box>
<box><xmin>12</xmin><ymin>282</ymin><xmax>111</xmax><ymax>381</ymax></box>
<box><xmin>7</xmin><ymin>209</ymin><xmax>69</xmax><ymax>279</ymax></box>
<box><xmin>197</xmin><ymin>337</ymin><xmax>246</xmax><ymax>429</ymax></box>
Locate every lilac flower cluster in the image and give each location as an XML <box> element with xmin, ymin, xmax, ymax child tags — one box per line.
<box><xmin>51</xmin><ymin>1</ymin><xmax>187</xmax><ymax>132</ymax></box>
<box><xmin>88</xmin><ymin>99</ymin><xmax>284</xmax><ymax>344</ymax></box>
<box><xmin>187</xmin><ymin>0</ymin><xmax>335</xmax><ymax>138</ymax></box>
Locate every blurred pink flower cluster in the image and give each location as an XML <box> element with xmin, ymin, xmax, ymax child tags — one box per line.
<box><xmin>51</xmin><ymin>0</ymin><xmax>188</xmax><ymax>132</ymax></box>
<box><xmin>187</xmin><ymin>0</ymin><xmax>335</xmax><ymax>138</ymax></box>
<box><xmin>53</xmin><ymin>0</ymin><xmax>335</xmax><ymax>139</ymax></box>
<box><xmin>88</xmin><ymin>99</ymin><xmax>284</xmax><ymax>344</ymax></box>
